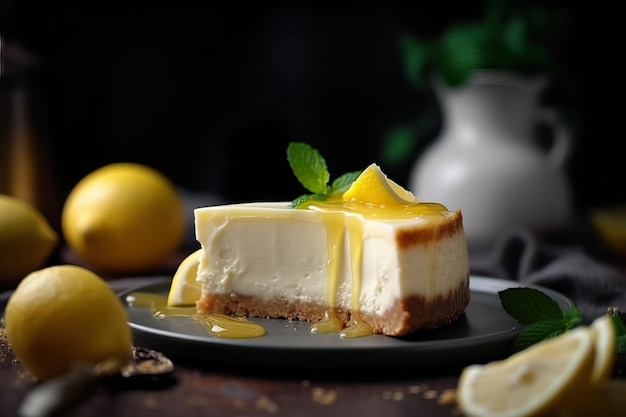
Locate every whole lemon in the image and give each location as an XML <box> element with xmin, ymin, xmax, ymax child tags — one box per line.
<box><xmin>3</xmin><ymin>265</ymin><xmax>133</xmax><ymax>381</ymax></box>
<box><xmin>0</xmin><ymin>194</ymin><xmax>58</xmax><ymax>289</ymax></box>
<box><xmin>62</xmin><ymin>163</ymin><xmax>185</xmax><ymax>273</ymax></box>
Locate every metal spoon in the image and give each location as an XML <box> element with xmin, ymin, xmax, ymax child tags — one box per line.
<box><xmin>18</xmin><ymin>346</ymin><xmax>174</xmax><ymax>417</ymax></box>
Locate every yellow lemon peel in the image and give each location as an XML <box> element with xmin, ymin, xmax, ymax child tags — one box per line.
<box><xmin>61</xmin><ymin>163</ymin><xmax>185</xmax><ymax>273</ymax></box>
<box><xmin>4</xmin><ymin>265</ymin><xmax>133</xmax><ymax>381</ymax></box>
<box><xmin>0</xmin><ymin>194</ymin><xmax>58</xmax><ymax>288</ymax></box>
<box><xmin>342</xmin><ymin>163</ymin><xmax>417</xmax><ymax>207</ymax></box>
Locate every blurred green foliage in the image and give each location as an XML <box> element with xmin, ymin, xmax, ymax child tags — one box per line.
<box><xmin>401</xmin><ymin>0</ymin><xmax>571</xmax><ymax>89</ymax></box>
<box><xmin>383</xmin><ymin>0</ymin><xmax>574</xmax><ymax>168</ymax></box>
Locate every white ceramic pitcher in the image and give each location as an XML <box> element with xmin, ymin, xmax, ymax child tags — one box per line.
<box><xmin>408</xmin><ymin>70</ymin><xmax>573</xmax><ymax>251</ymax></box>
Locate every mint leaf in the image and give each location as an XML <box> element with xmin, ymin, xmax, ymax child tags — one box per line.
<box><xmin>287</xmin><ymin>142</ymin><xmax>330</xmax><ymax>195</ymax></box>
<box><xmin>563</xmin><ymin>306</ymin><xmax>583</xmax><ymax>329</ymax></box>
<box><xmin>498</xmin><ymin>288</ymin><xmax>588</xmax><ymax>352</ymax></box>
<box><xmin>331</xmin><ymin>171</ymin><xmax>362</xmax><ymax>194</ymax></box>
<box><xmin>510</xmin><ymin>319</ymin><xmax>568</xmax><ymax>353</ymax></box>
<box><xmin>290</xmin><ymin>193</ymin><xmax>330</xmax><ymax>209</ymax></box>
<box><xmin>499</xmin><ymin>287</ymin><xmax>584</xmax><ymax>354</ymax></box>
<box><xmin>290</xmin><ymin>194</ymin><xmax>314</xmax><ymax>209</ymax></box>
<box><xmin>499</xmin><ymin>287</ymin><xmax>565</xmax><ymax>325</ymax></box>
<box><xmin>287</xmin><ymin>142</ymin><xmax>360</xmax><ymax>208</ymax></box>
<box><xmin>500</xmin><ymin>287</ymin><xmax>625</xmax><ymax>356</ymax></box>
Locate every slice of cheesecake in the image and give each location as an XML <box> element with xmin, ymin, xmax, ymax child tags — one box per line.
<box><xmin>194</xmin><ymin>174</ymin><xmax>470</xmax><ymax>337</ymax></box>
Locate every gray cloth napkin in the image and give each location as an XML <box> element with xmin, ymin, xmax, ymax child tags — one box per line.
<box><xmin>470</xmin><ymin>228</ymin><xmax>626</xmax><ymax>324</ymax></box>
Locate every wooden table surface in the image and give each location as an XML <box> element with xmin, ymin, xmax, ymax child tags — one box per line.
<box><xmin>1</xmin><ymin>322</ymin><xmax>462</xmax><ymax>417</ymax></box>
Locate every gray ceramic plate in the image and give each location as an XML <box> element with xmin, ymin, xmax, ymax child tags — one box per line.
<box><xmin>119</xmin><ymin>276</ymin><xmax>573</xmax><ymax>374</ymax></box>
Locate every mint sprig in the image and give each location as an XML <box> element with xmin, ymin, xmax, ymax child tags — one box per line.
<box><xmin>499</xmin><ymin>287</ymin><xmax>626</xmax><ymax>354</ymax></box>
<box><xmin>499</xmin><ymin>287</ymin><xmax>582</xmax><ymax>353</ymax></box>
<box><xmin>509</xmin><ymin>319</ymin><xmax>570</xmax><ymax>353</ymax></box>
<box><xmin>287</xmin><ymin>142</ymin><xmax>361</xmax><ymax>208</ymax></box>
<box><xmin>499</xmin><ymin>287</ymin><xmax>570</xmax><ymax>324</ymax></box>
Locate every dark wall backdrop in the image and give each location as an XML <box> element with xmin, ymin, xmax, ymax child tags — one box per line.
<box><xmin>1</xmin><ymin>2</ymin><xmax>618</xmax><ymax>213</ymax></box>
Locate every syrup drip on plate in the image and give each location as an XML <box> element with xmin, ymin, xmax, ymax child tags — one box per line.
<box><xmin>126</xmin><ymin>292</ymin><xmax>374</xmax><ymax>339</ymax></box>
<box><xmin>310</xmin><ymin>314</ymin><xmax>343</xmax><ymax>334</ymax></box>
<box><xmin>309</xmin><ymin>309</ymin><xmax>374</xmax><ymax>339</ymax></box>
<box><xmin>125</xmin><ymin>292</ymin><xmax>266</xmax><ymax>339</ymax></box>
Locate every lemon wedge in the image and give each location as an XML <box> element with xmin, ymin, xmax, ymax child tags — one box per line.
<box><xmin>342</xmin><ymin>163</ymin><xmax>417</xmax><ymax>206</ymax></box>
<box><xmin>589</xmin><ymin>314</ymin><xmax>617</xmax><ymax>386</ymax></box>
<box><xmin>167</xmin><ymin>248</ymin><xmax>203</xmax><ymax>306</ymax></box>
<box><xmin>457</xmin><ymin>326</ymin><xmax>595</xmax><ymax>417</ymax></box>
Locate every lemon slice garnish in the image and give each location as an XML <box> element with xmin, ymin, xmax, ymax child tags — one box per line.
<box><xmin>589</xmin><ymin>314</ymin><xmax>617</xmax><ymax>386</ymax></box>
<box><xmin>342</xmin><ymin>163</ymin><xmax>417</xmax><ymax>206</ymax></box>
<box><xmin>167</xmin><ymin>248</ymin><xmax>203</xmax><ymax>306</ymax></box>
<box><xmin>457</xmin><ymin>326</ymin><xmax>595</xmax><ymax>417</ymax></box>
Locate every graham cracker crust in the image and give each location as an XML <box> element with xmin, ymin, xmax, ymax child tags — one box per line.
<box><xmin>196</xmin><ymin>277</ymin><xmax>470</xmax><ymax>337</ymax></box>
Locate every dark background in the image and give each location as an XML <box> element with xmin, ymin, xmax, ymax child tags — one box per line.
<box><xmin>0</xmin><ymin>2</ymin><xmax>619</xmax><ymax>214</ymax></box>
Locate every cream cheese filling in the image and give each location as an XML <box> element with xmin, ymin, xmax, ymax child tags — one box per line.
<box><xmin>195</xmin><ymin>201</ymin><xmax>468</xmax><ymax>319</ymax></box>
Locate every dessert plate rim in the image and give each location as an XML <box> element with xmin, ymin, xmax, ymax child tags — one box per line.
<box><xmin>113</xmin><ymin>275</ymin><xmax>572</xmax><ymax>373</ymax></box>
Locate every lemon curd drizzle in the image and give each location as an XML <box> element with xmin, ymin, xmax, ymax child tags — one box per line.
<box><xmin>309</xmin><ymin>211</ymin><xmax>345</xmax><ymax>335</ymax></box>
<box><xmin>125</xmin><ymin>292</ymin><xmax>266</xmax><ymax>338</ymax></box>
<box><xmin>303</xmin><ymin>196</ymin><xmax>448</xmax><ymax>338</ymax></box>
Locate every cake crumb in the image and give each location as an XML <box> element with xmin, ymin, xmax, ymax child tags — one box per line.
<box><xmin>256</xmin><ymin>395</ymin><xmax>279</xmax><ymax>413</ymax></box>
<box><xmin>232</xmin><ymin>398</ymin><xmax>247</xmax><ymax>410</ymax></box>
<box><xmin>406</xmin><ymin>385</ymin><xmax>425</xmax><ymax>394</ymax></box>
<box><xmin>185</xmin><ymin>395</ymin><xmax>210</xmax><ymax>407</ymax></box>
<box><xmin>392</xmin><ymin>390</ymin><xmax>405</xmax><ymax>401</ymax></box>
<box><xmin>438</xmin><ymin>389</ymin><xmax>457</xmax><ymax>405</ymax></box>
<box><xmin>382</xmin><ymin>390</ymin><xmax>405</xmax><ymax>401</ymax></box>
<box><xmin>312</xmin><ymin>387</ymin><xmax>338</xmax><ymax>405</ymax></box>
<box><xmin>423</xmin><ymin>389</ymin><xmax>438</xmax><ymax>400</ymax></box>
<box><xmin>143</xmin><ymin>396</ymin><xmax>158</xmax><ymax>409</ymax></box>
